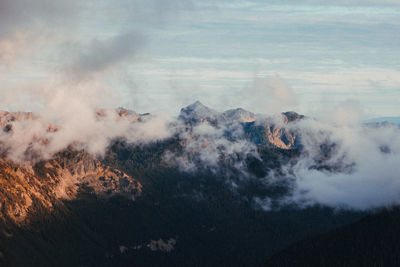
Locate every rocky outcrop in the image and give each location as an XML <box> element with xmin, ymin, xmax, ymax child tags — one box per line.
<box><xmin>46</xmin><ymin>151</ymin><xmax>142</xmax><ymax>200</ymax></box>
<box><xmin>0</xmin><ymin>151</ymin><xmax>141</xmax><ymax>224</ymax></box>
<box><xmin>179</xmin><ymin>101</ymin><xmax>219</xmax><ymax>124</ymax></box>
<box><xmin>266</xmin><ymin>125</ymin><xmax>297</xmax><ymax>149</ymax></box>
<box><xmin>0</xmin><ymin>157</ymin><xmax>54</xmax><ymax>223</ymax></box>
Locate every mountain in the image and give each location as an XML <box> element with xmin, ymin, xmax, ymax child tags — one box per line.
<box><xmin>178</xmin><ymin>101</ymin><xmax>219</xmax><ymax>124</ymax></box>
<box><xmin>0</xmin><ymin>103</ymin><xmax>369</xmax><ymax>266</ymax></box>
<box><xmin>365</xmin><ymin>117</ymin><xmax>400</xmax><ymax>125</ymax></box>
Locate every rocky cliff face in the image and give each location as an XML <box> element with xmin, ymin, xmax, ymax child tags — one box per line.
<box><xmin>0</xmin><ymin>157</ymin><xmax>55</xmax><ymax>223</ymax></box>
<box><xmin>265</xmin><ymin>125</ymin><xmax>297</xmax><ymax>149</ymax></box>
<box><xmin>0</xmin><ymin>151</ymin><xmax>141</xmax><ymax>224</ymax></box>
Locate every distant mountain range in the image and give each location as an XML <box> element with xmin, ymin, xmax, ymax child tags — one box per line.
<box><xmin>365</xmin><ymin>116</ymin><xmax>400</xmax><ymax>125</ymax></box>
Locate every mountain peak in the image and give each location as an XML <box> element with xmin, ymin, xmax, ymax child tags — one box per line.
<box><xmin>281</xmin><ymin>111</ymin><xmax>304</xmax><ymax>123</ymax></box>
<box><xmin>192</xmin><ymin>100</ymin><xmax>203</xmax><ymax>106</ymax></box>
<box><xmin>179</xmin><ymin>101</ymin><xmax>218</xmax><ymax>123</ymax></box>
<box><xmin>185</xmin><ymin>101</ymin><xmax>209</xmax><ymax>110</ymax></box>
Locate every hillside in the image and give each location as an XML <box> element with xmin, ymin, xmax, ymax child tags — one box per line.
<box><xmin>265</xmin><ymin>207</ymin><xmax>400</xmax><ymax>267</ymax></box>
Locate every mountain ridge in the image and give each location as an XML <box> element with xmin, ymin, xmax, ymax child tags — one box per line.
<box><xmin>0</xmin><ymin>102</ymin><xmax>386</xmax><ymax>266</ymax></box>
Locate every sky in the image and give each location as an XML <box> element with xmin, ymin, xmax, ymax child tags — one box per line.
<box><xmin>1</xmin><ymin>0</ymin><xmax>399</xmax><ymax>118</ymax></box>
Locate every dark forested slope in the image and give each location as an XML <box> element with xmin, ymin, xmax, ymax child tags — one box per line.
<box><xmin>266</xmin><ymin>207</ymin><xmax>400</xmax><ymax>267</ymax></box>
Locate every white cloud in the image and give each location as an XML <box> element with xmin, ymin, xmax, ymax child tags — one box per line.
<box><xmin>284</xmin><ymin>116</ymin><xmax>400</xmax><ymax>210</ymax></box>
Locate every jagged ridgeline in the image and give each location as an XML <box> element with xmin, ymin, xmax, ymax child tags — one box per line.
<box><xmin>0</xmin><ymin>103</ymin><xmax>376</xmax><ymax>266</ymax></box>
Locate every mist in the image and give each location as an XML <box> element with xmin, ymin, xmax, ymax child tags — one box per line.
<box><xmin>286</xmin><ymin>117</ymin><xmax>400</xmax><ymax>210</ymax></box>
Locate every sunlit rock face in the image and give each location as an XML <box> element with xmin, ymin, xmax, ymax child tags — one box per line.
<box><xmin>265</xmin><ymin>125</ymin><xmax>297</xmax><ymax>150</ymax></box>
<box><xmin>0</xmin><ymin>157</ymin><xmax>55</xmax><ymax>224</ymax></box>
<box><xmin>265</xmin><ymin>112</ymin><xmax>303</xmax><ymax>150</ymax></box>
<box><xmin>46</xmin><ymin>151</ymin><xmax>142</xmax><ymax>200</ymax></box>
<box><xmin>0</xmin><ymin>151</ymin><xmax>141</xmax><ymax>224</ymax></box>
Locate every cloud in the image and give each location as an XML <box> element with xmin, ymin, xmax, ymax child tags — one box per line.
<box><xmin>165</xmin><ymin>120</ymin><xmax>258</xmax><ymax>174</ymax></box>
<box><xmin>0</xmin><ymin>0</ymin><xmax>77</xmax><ymax>37</ymax></box>
<box><xmin>63</xmin><ymin>0</ymin><xmax>194</xmax><ymax>82</ymax></box>
<box><xmin>0</xmin><ymin>32</ymin><xmax>36</xmax><ymax>63</ymax></box>
<box><xmin>236</xmin><ymin>75</ymin><xmax>296</xmax><ymax>114</ymax></box>
<box><xmin>254</xmin><ymin>76</ymin><xmax>294</xmax><ymax>106</ymax></box>
<box><xmin>0</xmin><ymin>0</ymin><xmax>193</xmax><ymax>72</ymax></box>
<box><xmin>163</xmin><ymin>105</ymin><xmax>259</xmax><ymax>174</ymax></box>
<box><xmin>66</xmin><ymin>31</ymin><xmax>147</xmax><ymax>81</ymax></box>
<box><xmin>283</xmin><ymin>115</ymin><xmax>400</xmax><ymax>210</ymax></box>
<box><xmin>0</xmin><ymin>107</ymin><xmax>173</xmax><ymax>163</ymax></box>
<box><xmin>0</xmin><ymin>0</ymin><xmax>79</xmax><ymax>64</ymax></box>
